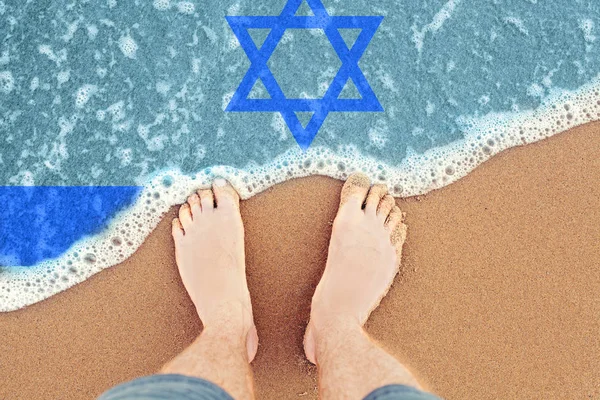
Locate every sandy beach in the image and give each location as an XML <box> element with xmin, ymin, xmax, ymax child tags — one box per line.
<box><xmin>0</xmin><ymin>122</ymin><xmax>599</xmax><ymax>400</ymax></box>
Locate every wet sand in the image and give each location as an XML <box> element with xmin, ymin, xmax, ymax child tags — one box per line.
<box><xmin>0</xmin><ymin>122</ymin><xmax>599</xmax><ymax>400</ymax></box>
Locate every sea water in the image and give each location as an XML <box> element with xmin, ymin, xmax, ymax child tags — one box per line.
<box><xmin>1</xmin><ymin>0</ymin><xmax>599</xmax><ymax>311</ymax></box>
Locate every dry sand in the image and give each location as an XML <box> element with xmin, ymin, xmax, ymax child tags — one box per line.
<box><xmin>1</xmin><ymin>122</ymin><xmax>599</xmax><ymax>400</ymax></box>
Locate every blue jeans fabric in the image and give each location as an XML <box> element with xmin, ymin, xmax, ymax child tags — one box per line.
<box><xmin>98</xmin><ymin>374</ymin><xmax>442</xmax><ymax>400</ymax></box>
<box><xmin>363</xmin><ymin>384</ymin><xmax>442</xmax><ymax>400</ymax></box>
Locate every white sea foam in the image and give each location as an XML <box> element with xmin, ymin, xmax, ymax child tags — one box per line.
<box><xmin>75</xmin><ymin>84</ymin><xmax>98</xmax><ymax>108</ymax></box>
<box><xmin>176</xmin><ymin>1</ymin><xmax>195</xmax><ymax>14</ymax></box>
<box><xmin>153</xmin><ymin>0</ymin><xmax>171</xmax><ymax>11</ymax></box>
<box><xmin>0</xmin><ymin>50</ymin><xmax>10</xmax><ymax>65</ymax></box>
<box><xmin>87</xmin><ymin>24</ymin><xmax>99</xmax><ymax>40</ymax></box>
<box><xmin>0</xmin><ymin>70</ymin><xmax>14</xmax><ymax>94</ymax></box>
<box><xmin>118</xmin><ymin>35</ymin><xmax>138</xmax><ymax>59</ymax></box>
<box><xmin>2</xmin><ymin>74</ymin><xmax>600</xmax><ymax>312</ymax></box>
<box><xmin>57</xmin><ymin>70</ymin><xmax>71</xmax><ymax>86</ymax></box>
<box><xmin>368</xmin><ymin>120</ymin><xmax>389</xmax><ymax>149</ymax></box>
<box><xmin>503</xmin><ymin>16</ymin><xmax>529</xmax><ymax>36</ymax></box>
<box><xmin>191</xmin><ymin>58</ymin><xmax>202</xmax><ymax>74</ymax></box>
<box><xmin>38</xmin><ymin>45</ymin><xmax>65</xmax><ymax>65</ymax></box>
<box><xmin>580</xmin><ymin>19</ymin><xmax>596</xmax><ymax>43</ymax></box>
<box><xmin>30</xmin><ymin>76</ymin><xmax>39</xmax><ymax>91</ymax></box>
<box><xmin>412</xmin><ymin>0</ymin><xmax>461</xmax><ymax>54</ymax></box>
<box><xmin>61</xmin><ymin>19</ymin><xmax>81</xmax><ymax>43</ymax></box>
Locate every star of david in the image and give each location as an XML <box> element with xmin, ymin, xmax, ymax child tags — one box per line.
<box><xmin>225</xmin><ymin>0</ymin><xmax>384</xmax><ymax>150</ymax></box>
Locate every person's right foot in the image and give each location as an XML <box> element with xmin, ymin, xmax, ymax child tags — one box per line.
<box><xmin>304</xmin><ymin>173</ymin><xmax>407</xmax><ymax>364</ymax></box>
<box><xmin>172</xmin><ymin>179</ymin><xmax>258</xmax><ymax>362</ymax></box>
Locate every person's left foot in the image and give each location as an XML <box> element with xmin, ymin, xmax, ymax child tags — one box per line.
<box><xmin>172</xmin><ymin>179</ymin><xmax>258</xmax><ymax>362</ymax></box>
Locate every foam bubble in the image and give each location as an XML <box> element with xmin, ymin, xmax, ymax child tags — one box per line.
<box><xmin>156</xmin><ymin>81</ymin><xmax>170</xmax><ymax>95</ymax></box>
<box><xmin>377</xmin><ymin>70</ymin><xmax>398</xmax><ymax>93</ymax></box>
<box><xmin>527</xmin><ymin>83</ymin><xmax>544</xmax><ymax>98</ymax></box>
<box><xmin>62</xmin><ymin>20</ymin><xmax>80</xmax><ymax>43</ymax></box>
<box><xmin>503</xmin><ymin>17</ymin><xmax>529</xmax><ymax>36</ymax></box>
<box><xmin>426</xmin><ymin>101</ymin><xmax>436</xmax><ymax>116</ymax></box>
<box><xmin>118</xmin><ymin>36</ymin><xmax>138</xmax><ymax>59</ymax></box>
<box><xmin>153</xmin><ymin>0</ymin><xmax>171</xmax><ymax>11</ymax></box>
<box><xmin>368</xmin><ymin>120</ymin><xmax>389</xmax><ymax>149</ymax></box>
<box><xmin>38</xmin><ymin>45</ymin><xmax>53</xmax><ymax>57</ymax></box>
<box><xmin>280</xmin><ymin>30</ymin><xmax>294</xmax><ymax>44</ymax></box>
<box><xmin>580</xmin><ymin>19</ymin><xmax>595</xmax><ymax>41</ymax></box>
<box><xmin>75</xmin><ymin>84</ymin><xmax>98</xmax><ymax>108</ymax></box>
<box><xmin>222</xmin><ymin>91</ymin><xmax>234</xmax><ymax>111</ymax></box>
<box><xmin>7</xmin><ymin>168</ymin><xmax>35</xmax><ymax>188</ymax></box>
<box><xmin>96</xmin><ymin>67</ymin><xmax>107</xmax><ymax>78</ymax></box>
<box><xmin>137</xmin><ymin>124</ymin><xmax>149</xmax><ymax>139</ymax></box>
<box><xmin>87</xmin><ymin>24</ymin><xmax>98</xmax><ymax>40</ymax></box>
<box><xmin>30</xmin><ymin>76</ymin><xmax>39</xmax><ymax>91</ymax></box>
<box><xmin>0</xmin><ymin>50</ymin><xmax>9</xmax><ymax>65</ymax></box>
<box><xmin>146</xmin><ymin>135</ymin><xmax>168</xmax><ymax>151</ymax></box>
<box><xmin>57</xmin><ymin>70</ymin><xmax>70</xmax><ymax>86</ymax></box>
<box><xmin>227</xmin><ymin>36</ymin><xmax>240</xmax><ymax>50</ymax></box>
<box><xmin>107</xmin><ymin>101</ymin><xmax>126</xmax><ymax>121</ymax></box>
<box><xmin>196</xmin><ymin>144</ymin><xmax>207</xmax><ymax>159</ymax></box>
<box><xmin>116</xmin><ymin>148</ymin><xmax>132</xmax><ymax>166</ymax></box>
<box><xmin>203</xmin><ymin>27</ymin><xmax>218</xmax><ymax>44</ymax></box>
<box><xmin>227</xmin><ymin>3</ymin><xmax>240</xmax><ymax>15</ymax></box>
<box><xmin>191</xmin><ymin>58</ymin><xmax>202</xmax><ymax>74</ymax></box>
<box><xmin>176</xmin><ymin>1</ymin><xmax>195</xmax><ymax>14</ymax></box>
<box><xmin>270</xmin><ymin>113</ymin><xmax>289</xmax><ymax>141</ymax></box>
<box><xmin>0</xmin><ymin>70</ymin><xmax>14</xmax><ymax>94</ymax></box>
<box><xmin>412</xmin><ymin>0</ymin><xmax>461</xmax><ymax>53</ymax></box>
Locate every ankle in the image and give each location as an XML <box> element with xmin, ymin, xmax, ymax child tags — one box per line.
<box><xmin>199</xmin><ymin>301</ymin><xmax>254</xmax><ymax>339</ymax></box>
<box><xmin>311</xmin><ymin>310</ymin><xmax>362</xmax><ymax>333</ymax></box>
<box><xmin>310</xmin><ymin>314</ymin><xmax>364</xmax><ymax>355</ymax></box>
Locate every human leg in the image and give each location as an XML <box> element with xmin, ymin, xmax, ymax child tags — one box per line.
<box><xmin>305</xmin><ymin>174</ymin><xmax>433</xmax><ymax>400</ymax></box>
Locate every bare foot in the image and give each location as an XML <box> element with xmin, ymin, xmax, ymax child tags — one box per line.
<box><xmin>304</xmin><ymin>173</ymin><xmax>407</xmax><ymax>364</ymax></box>
<box><xmin>172</xmin><ymin>179</ymin><xmax>258</xmax><ymax>362</ymax></box>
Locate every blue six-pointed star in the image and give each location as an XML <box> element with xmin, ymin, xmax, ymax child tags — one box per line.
<box><xmin>225</xmin><ymin>0</ymin><xmax>384</xmax><ymax>150</ymax></box>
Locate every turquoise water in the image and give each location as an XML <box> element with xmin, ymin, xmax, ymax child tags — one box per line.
<box><xmin>1</xmin><ymin>0</ymin><xmax>599</xmax><ymax>310</ymax></box>
<box><xmin>2</xmin><ymin>0</ymin><xmax>598</xmax><ymax>186</ymax></box>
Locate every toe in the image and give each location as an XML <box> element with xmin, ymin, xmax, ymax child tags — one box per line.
<box><xmin>340</xmin><ymin>173</ymin><xmax>371</xmax><ymax>209</ymax></box>
<box><xmin>377</xmin><ymin>195</ymin><xmax>396</xmax><ymax>221</ymax></box>
<box><xmin>187</xmin><ymin>193</ymin><xmax>201</xmax><ymax>217</ymax></box>
<box><xmin>391</xmin><ymin>222</ymin><xmax>408</xmax><ymax>246</ymax></box>
<box><xmin>172</xmin><ymin>217</ymin><xmax>184</xmax><ymax>238</ymax></box>
<box><xmin>212</xmin><ymin>178</ymin><xmax>240</xmax><ymax>209</ymax></box>
<box><xmin>179</xmin><ymin>203</ymin><xmax>193</xmax><ymax>229</ymax></box>
<box><xmin>365</xmin><ymin>184</ymin><xmax>388</xmax><ymax>215</ymax></box>
<box><xmin>198</xmin><ymin>189</ymin><xmax>214</xmax><ymax>211</ymax></box>
<box><xmin>385</xmin><ymin>206</ymin><xmax>403</xmax><ymax>231</ymax></box>
<box><xmin>391</xmin><ymin>222</ymin><xmax>408</xmax><ymax>260</ymax></box>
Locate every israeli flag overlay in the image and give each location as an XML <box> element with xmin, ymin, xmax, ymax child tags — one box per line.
<box><xmin>1</xmin><ymin>0</ymin><xmax>600</xmax><ymax>310</ymax></box>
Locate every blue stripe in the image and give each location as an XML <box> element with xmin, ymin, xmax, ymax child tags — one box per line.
<box><xmin>0</xmin><ymin>186</ymin><xmax>142</xmax><ymax>267</ymax></box>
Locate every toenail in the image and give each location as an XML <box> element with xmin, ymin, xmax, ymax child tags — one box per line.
<box><xmin>214</xmin><ymin>178</ymin><xmax>227</xmax><ymax>187</ymax></box>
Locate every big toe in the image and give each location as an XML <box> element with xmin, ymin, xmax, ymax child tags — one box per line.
<box><xmin>212</xmin><ymin>178</ymin><xmax>240</xmax><ymax>209</ymax></box>
<box><xmin>340</xmin><ymin>173</ymin><xmax>371</xmax><ymax>209</ymax></box>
